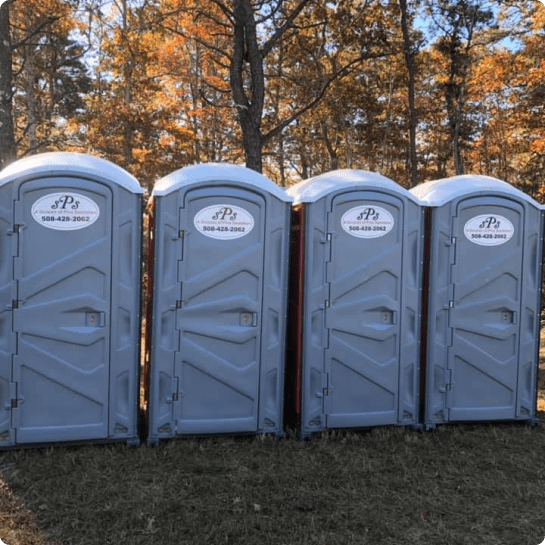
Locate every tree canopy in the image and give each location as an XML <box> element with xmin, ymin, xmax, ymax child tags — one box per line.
<box><xmin>0</xmin><ymin>0</ymin><xmax>543</xmax><ymax>196</ymax></box>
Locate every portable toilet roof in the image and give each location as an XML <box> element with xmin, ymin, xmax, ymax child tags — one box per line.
<box><xmin>411</xmin><ymin>174</ymin><xmax>544</xmax><ymax>209</ymax></box>
<box><xmin>0</xmin><ymin>151</ymin><xmax>144</xmax><ymax>193</ymax></box>
<box><xmin>153</xmin><ymin>162</ymin><xmax>292</xmax><ymax>202</ymax></box>
<box><xmin>288</xmin><ymin>169</ymin><xmax>423</xmax><ymax>204</ymax></box>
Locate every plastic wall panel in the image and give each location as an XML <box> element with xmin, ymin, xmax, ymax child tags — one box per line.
<box><xmin>517</xmin><ymin>204</ymin><xmax>543</xmax><ymax>419</ymax></box>
<box><xmin>109</xmin><ymin>185</ymin><xmax>143</xmax><ymax>439</ymax></box>
<box><xmin>258</xmin><ymin>194</ymin><xmax>291</xmax><ymax>432</ymax></box>
<box><xmin>148</xmin><ymin>193</ymin><xmax>181</xmax><ymax>440</ymax></box>
<box><xmin>300</xmin><ymin>197</ymin><xmax>329</xmax><ymax>436</ymax></box>
<box><xmin>423</xmin><ymin>202</ymin><xmax>456</xmax><ymax>426</ymax></box>
<box><xmin>0</xmin><ymin>184</ymin><xmax>16</xmax><ymax>446</ymax></box>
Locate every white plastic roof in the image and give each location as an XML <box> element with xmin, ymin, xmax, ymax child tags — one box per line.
<box><xmin>410</xmin><ymin>175</ymin><xmax>544</xmax><ymax>209</ymax></box>
<box><xmin>0</xmin><ymin>152</ymin><xmax>143</xmax><ymax>193</ymax></box>
<box><xmin>153</xmin><ymin>163</ymin><xmax>292</xmax><ymax>202</ymax></box>
<box><xmin>287</xmin><ymin>169</ymin><xmax>422</xmax><ymax>204</ymax></box>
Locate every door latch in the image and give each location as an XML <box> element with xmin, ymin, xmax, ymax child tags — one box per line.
<box><xmin>86</xmin><ymin>311</ymin><xmax>105</xmax><ymax>327</ymax></box>
<box><xmin>240</xmin><ymin>312</ymin><xmax>258</xmax><ymax>327</ymax></box>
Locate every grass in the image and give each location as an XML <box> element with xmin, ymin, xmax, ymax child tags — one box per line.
<box><xmin>0</xmin><ymin>338</ymin><xmax>543</xmax><ymax>544</ymax></box>
<box><xmin>0</xmin><ymin>423</ymin><xmax>545</xmax><ymax>545</ymax></box>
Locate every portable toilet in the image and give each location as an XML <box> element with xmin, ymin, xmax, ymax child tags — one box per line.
<box><xmin>287</xmin><ymin>170</ymin><xmax>425</xmax><ymax>437</ymax></box>
<box><xmin>0</xmin><ymin>152</ymin><xmax>143</xmax><ymax>447</ymax></box>
<box><xmin>411</xmin><ymin>175</ymin><xmax>544</xmax><ymax>428</ymax></box>
<box><xmin>147</xmin><ymin>163</ymin><xmax>292</xmax><ymax>442</ymax></box>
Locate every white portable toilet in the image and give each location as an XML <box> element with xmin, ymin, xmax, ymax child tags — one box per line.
<box><xmin>411</xmin><ymin>175</ymin><xmax>544</xmax><ymax>428</ymax></box>
<box><xmin>287</xmin><ymin>170</ymin><xmax>425</xmax><ymax>437</ymax></box>
<box><xmin>147</xmin><ymin>163</ymin><xmax>292</xmax><ymax>442</ymax></box>
<box><xmin>0</xmin><ymin>152</ymin><xmax>143</xmax><ymax>447</ymax></box>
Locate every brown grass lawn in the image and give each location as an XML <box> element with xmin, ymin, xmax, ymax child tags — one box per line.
<box><xmin>0</xmin><ymin>334</ymin><xmax>543</xmax><ymax>545</ymax></box>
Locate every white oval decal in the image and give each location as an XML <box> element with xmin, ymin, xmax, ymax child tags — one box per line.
<box><xmin>194</xmin><ymin>204</ymin><xmax>254</xmax><ymax>240</ymax></box>
<box><xmin>31</xmin><ymin>193</ymin><xmax>100</xmax><ymax>230</ymax></box>
<box><xmin>464</xmin><ymin>214</ymin><xmax>514</xmax><ymax>246</ymax></box>
<box><xmin>341</xmin><ymin>205</ymin><xmax>394</xmax><ymax>238</ymax></box>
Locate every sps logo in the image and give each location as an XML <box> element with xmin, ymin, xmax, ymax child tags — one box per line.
<box><xmin>50</xmin><ymin>195</ymin><xmax>80</xmax><ymax>210</ymax></box>
<box><xmin>356</xmin><ymin>208</ymin><xmax>380</xmax><ymax>221</ymax></box>
<box><xmin>211</xmin><ymin>207</ymin><xmax>237</xmax><ymax>221</ymax></box>
<box><xmin>478</xmin><ymin>216</ymin><xmax>501</xmax><ymax>229</ymax></box>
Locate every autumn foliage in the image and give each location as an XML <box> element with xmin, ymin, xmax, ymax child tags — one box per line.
<box><xmin>0</xmin><ymin>0</ymin><xmax>543</xmax><ymax>196</ymax></box>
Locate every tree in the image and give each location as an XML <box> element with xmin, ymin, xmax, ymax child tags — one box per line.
<box><xmin>0</xmin><ymin>1</ymin><xmax>16</xmax><ymax>168</ymax></box>
<box><xmin>426</xmin><ymin>0</ymin><xmax>495</xmax><ymax>174</ymax></box>
<box><xmin>9</xmin><ymin>0</ymin><xmax>90</xmax><ymax>157</ymax></box>
<box><xmin>398</xmin><ymin>0</ymin><xmax>420</xmax><ymax>187</ymax></box>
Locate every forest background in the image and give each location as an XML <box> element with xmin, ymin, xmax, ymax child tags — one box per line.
<box><xmin>0</xmin><ymin>0</ymin><xmax>543</xmax><ymax>195</ymax></box>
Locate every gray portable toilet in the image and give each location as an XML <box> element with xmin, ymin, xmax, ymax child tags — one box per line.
<box><xmin>147</xmin><ymin>163</ymin><xmax>292</xmax><ymax>442</ymax></box>
<box><xmin>411</xmin><ymin>175</ymin><xmax>544</xmax><ymax>428</ymax></box>
<box><xmin>287</xmin><ymin>170</ymin><xmax>425</xmax><ymax>437</ymax></box>
<box><xmin>0</xmin><ymin>152</ymin><xmax>143</xmax><ymax>447</ymax></box>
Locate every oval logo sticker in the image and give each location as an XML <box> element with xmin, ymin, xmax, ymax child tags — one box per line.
<box><xmin>32</xmin><ymin>193</ymin><xmax>100</xmax><ymax>230</ymax></box>
<box><xmin>194</xmin><ymin>204</ymin><xmax>254</xmax><ymax>240</ymax></box>
<box><xmin>464</xmin><ymin>214</ymin><xmax>514</xmax><ymax>246</ymax></box>
<box><xmin>341</xmin><ymin>205</ymin><xmax>394</xmax><ymax>238</ymax></box>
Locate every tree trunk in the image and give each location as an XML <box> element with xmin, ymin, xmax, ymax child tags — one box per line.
<box><xmin>240</xmin><ymin>113</ymin><xmax>263</xmax><ymax>172</ymax></box>
<box><xmin>398</xmin><ymin>0</ymin><xmax>418</xmax><ymax>186</ymax></box>
<box><xmin>230</xmin><ymin>0</ymin><xmax>265</xmax><ymax>173</ymax></box>
<box><xmin>24</xmin><ymin>13</ymin><xmax>38</xmax><ymax>154</ymax></box>
<box><xmin>0</xmin><ymin>3</ymin><xmax>16</xmax><ymax>168</ymax></box>
<box><xmin>122</xmin><ymin>0</ymin><xmax>133</xmax><ymax>168</ymax></box>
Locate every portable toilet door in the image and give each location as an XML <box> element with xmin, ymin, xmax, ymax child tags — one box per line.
<box><xmin>287</xmin><ymin>170</ymin><xmax>425</xmax><ymax>437</ymax></box>
<box><xmin>411</xmin><ymin>175</ymin><xmax>544</xmax><ymax>428</ymax></box>
<box><xmin>147</xmin><ymin>163</ymin><xmax>292</xmax><ymax>442</ymax></box>
<box><xmin>0</xmin><ymin>152</ymin><xmax>143</xmax><ymax>447</ymax></box>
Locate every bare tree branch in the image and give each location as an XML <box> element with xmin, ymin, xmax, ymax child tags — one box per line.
<box><xmin>263</xmin><ymin>52</ymin><xmax>387</xmax><ymax>143</ymax></box>
<box><xmin>261</xmin><ymin>0</ymin><xmax>313</xmax><ymax>58</ymax></box>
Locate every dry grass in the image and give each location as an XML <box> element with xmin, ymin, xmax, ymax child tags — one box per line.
<box><xmin>0</xmin><ymin>333</ymin><xmax>543</xmax><ymax>544</ymax></box>
<box><xmin>0</xmin><ymin>476</ymin><xmax>60</xmax><ymax>545</ymax></box>
<box><xmin>1</xmin><ymin>423</ymin><xmax>545</xmax><ymax>545</ymax></box>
